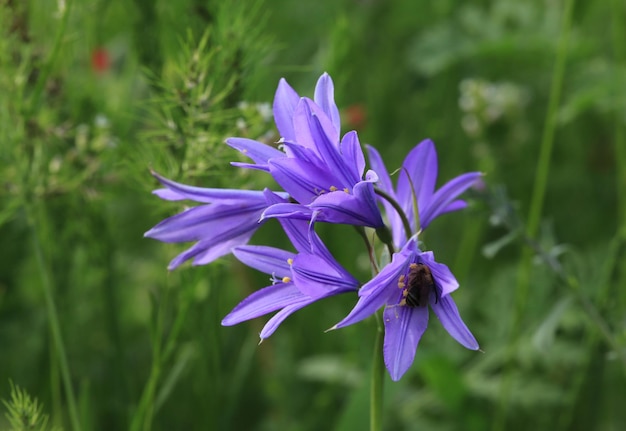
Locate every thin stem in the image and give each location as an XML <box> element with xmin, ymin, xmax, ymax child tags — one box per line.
<box><xmin>370</xmin><ymin>314</ymin><xmax>385</xmax><ymax>431</ymax></box>
<box><xmin>130</xmin><ymin>279</ymin><xmax>169</xmax><ymax>431</ymax></box>
<box><xmin>26</xmin><ymin>0</ymin><xmax>73</xmax><ymax>117</ymax></box>
<box><xmin>354</xmin><ymin>226</ymin><xmax>380</xmax><ymax>274</ymax></box>
<box><xmin>374</xmin><ymin>187</ymin><xmax>412</xmax><ymax>241</ymax></box>
<box><xmin>611</xmin><ymin>0</ymin><xmax>626</xmax><ymax>226</ymax></box>
<box><xmin>28</xmin><ymin>207</ymin><xmax>82</xmax><ymax>431</ymax></box>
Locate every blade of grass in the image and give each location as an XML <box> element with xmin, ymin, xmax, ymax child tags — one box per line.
<box><xmin>492</xmin><ymin>0</ymin><xmax>576</xmax><ymax>429</ymax></box>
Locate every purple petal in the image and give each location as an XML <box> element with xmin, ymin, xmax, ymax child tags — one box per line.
<box><xmin>365</xmin><ymin>145</ymin><xmax>393</xmax><ymax>194</ymax></box>
<box><xmin>153</xmin><ymin>188</ymin><xmax>188</xmax><ymax>201</ymax></box>
<box><xmin>366</xmin><ymin>145</ymin><xmax>405</xmax><ymax>246</ymax></box>
<box><xmin>339</xmin><ymin>131</ymin><xmax>365</xmax><ymax>183</ymax></box>
<box><xmin>310</xmin><ymin>182</ymin><xmax>384</xmax><ymax>227</ymax></box>
<box><xmin>306</xmin><ymin>223</ymin><xmax>359</xmax><ymax>284</ymax></box>
<box><xmin>221</xmin><ymin>282</ymin><xmax>305</xmax><ymax>326</ymax></box>
<box><xmin>397</xmin><ymin>139</ymin><xmax>438</xmax><ymax>215</ymax></box>
<box><xmin>226</xmin><ymin>137</ymin><xmax>285</xmax><ymax>166</ymax></box>
<box><xmin>292</xmin><ymin>98</ymin><xmax>339</xmax><ymax>153</ymax></box>
<box><xmin>291</xmin><ymin>253</ymin><xmax>358</xmax><ymax>298</ymax></box>
<box><xmin>259</xmin><ymin>298</ymin><xmax>316</xmax><ymax>339</ymax></box>
<box><xmin>430</xmin><ymin>295</ymin><xmax>479</xmax><ymax>350</ymax></box>
<box><xmin>314</xmin><ymin>72</ymin><xmax>341</xmax><ymax>137</ymax></box>
<box><xmin>418</xmin><ymin>251</ymin><xmax>459</xmax><ymax>297</ymax></box>
<box><xmin>232</xmin><ymin>246</ymin><xmax>294</xmax><ymax>276</ymax></box>
<box><xmin>269</xmin><ymin>157</ymin><xmax>341</xmax><ymax>204</ymax></box>
<box><xmin>144</xmin><ymin>203</ymin><xmax>264</xmax><ymax>243</ymax></box>
<box><xmin>230</xmin><ymin>162</ymin><xmax>271</xmax><ymax>172</ymax></box>
<box><xmin>261</xmin><ymin>202</ymin><xmax>314</xmax><ymax>222</ymax></box>
<box><xmin>420</xmin><ymin>172</ymin><xmax>482</xmax><ymax>229</ymax></box>
<box><xmin>383</xmin><ymin>305</ymin><xmax>429</xmax><ymax>381</ymax></box>
<box><xmin>167</xmin><ymin>230</ymin><xmax>254</xmax><ymax>270</ymax></box>
<box><xmin>273</xmin><ymin>78</ymin><xmax>300</xmax><ymax>141</ymax></box>
<box><xmin>298</xmin><ymin>100</ymin><xmax>354</xmax><ymax>187</ymax></box>
<box><xmin>333</xmin><ymin>249</ymin><xmax>412</xmax><ymax>329</ymax></box>
<box><xmin>150</xmin><ymin>171</ymin><xmax>271</xmax><ymax>204</ymax></box>
<box><xmin>441</xmin><ymin>200</ymin><xmax>467</xmax><ymax>214</ymax></box>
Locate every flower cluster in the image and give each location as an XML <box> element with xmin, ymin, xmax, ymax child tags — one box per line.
<box><xmin>146</xmin><ymin>73</ymin><xmax>481</xmax><ymax>381</ymax></box>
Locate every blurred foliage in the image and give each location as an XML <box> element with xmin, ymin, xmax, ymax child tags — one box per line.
<box><xmin>0</xmin><ymin>0</ymin><xmax>625</xmax><ymax>430</ymax></box>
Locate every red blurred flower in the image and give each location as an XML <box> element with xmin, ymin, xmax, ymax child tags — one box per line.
<box><xmin>91</xmin><ymin>47</ymin><xmax>110</xmax><ymax>74</ymax></box>
<box><xmin>344</xmin><ymin>104</ymin><xmax>367</xmax><ymax>130</ymax></box>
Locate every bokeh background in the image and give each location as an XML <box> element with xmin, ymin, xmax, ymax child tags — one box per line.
<box><xmin>1</xmin><ymin>0</ymin><xmax>625</xmax><ymax>430</ymax></box>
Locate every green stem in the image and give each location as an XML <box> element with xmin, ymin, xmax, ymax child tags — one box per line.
<box><xmin>611</xmin><ymin>0</ymin><xmax>626</xmax><ymax>226</ymax></box>
<box><xmin>374</xmin><ymin>187</ymin><xmax>412</xmax><ymax>241</ymax></box>
<box><xmin>28</xmin><ymin>206</ymin><xmax>82</xmax><ymax>431</ymax></box>
<box><xmin>26</xmin><ymin>0</ymin><xmax>72</xmax><ymax>117</ymax></box>
<box><xmin>493</xmin><ymin>0</ymin><xmax>576</xmax><ymax>429</ymax></box>
<box><xmin>370</xmin><ymin>313</ymin><xmax>385</xmax><ymax>431</ymax></box>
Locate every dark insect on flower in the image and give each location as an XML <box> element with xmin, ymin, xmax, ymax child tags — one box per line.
<box><xmin>401</xmin><ymin>263</ymin><xmax>437</xmax><ymax>307</ymax></box>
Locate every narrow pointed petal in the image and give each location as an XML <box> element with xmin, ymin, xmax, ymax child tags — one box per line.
<box><xmin>291</xmin><ymin>253</ymin><xmax>358</xmax><ymax>298</ymax></box>
<box><xmin>365</xmin><ymin>145</ymin><xmax>394</xmax><ymax>195</ymax></box>
<box><xmin>441</xmin><ymin>200</ymin><xmax>467</xmax><ymax>214</ymax></box>
<box><xmin>232</xmin><ymin>246</ymin><xmax>294</xmax><ymax>276</ymax></box>
<box><xmin>167</xmin><ymin>230</ymin><xmax>254</xmax><ymax>270</ymax></box>
<box><xmin>226</xmin><ymin>137</ymin><xmax>284</xmax><ymax>166</ymax></box>
<box><xmin>419</xmin><ymin>251</ymin><xmax>459</xmax><ymax>297</ymax></box>
<box><xmin>292</xmin><ymin>98</ymin><xmax>339</xmax><ymax>152</ymax></box>
<box><xmin>306</xmin><ymin>222</ymin><xmax>359</xmax><ymax>283</ymax></box>
<box><xmin>309</xmin><ymin>187</ymin><xmax>383</xmax><ymax>227</ymax></box>
<box><xmin>366</xmin><ymin>145</ymin><xmax>405</xmax><ymax>246</ymax></box>
<box><xmin>339</xmin><ymin>131</ymin><xmax>365</xmax><ymax>183</ymax></box>
<box><xmin>333</xmin><ymin>250</ymin><xmax>412</xmax><ymax>329</ymax></box>
<box><xmin>151</xmin><ymin>171</ymin><xmax>271</xmax><ymax>204</ymax></box>
<box><xmin>397</xmin><ymin>139</ymin><xmax>438</xmax><ymax>212</ymax></box>
<box><xmin>221</xmin><ymin>282</ymin><xmax>305</xmax><ymax>326</ymax></box>
<box><xmin>298</xmin><ymin>100</ymin><xmax>353</xmax><ymax>187</ymax></box>
<box><xmin>430</xmin><ymin>295</ymin><xmax>479</xmax><ymax>350</ymax></box>
<box><xmin>420</xmin><ymin>172</ymin><xmax>482</xmax><ymax>229</ymax></box>
<box><xmin>153</xmin><ymin>188</ymin><xmax>188</xmax><ymax>201</ymax></box>
<box><xmin>261</xmin><ymin>202</ymin><xmax>314</xmax><ymax>222</ymax></box>
<box><xmin>144</xmin><ymin>203</ymin><xmax>264</xmax><ymax>243</ymax></box>
<box><xmin>273</xmin><ymin>78</ymin><xmax>300</xmax><ymax>141</ymax></box>
<box><xmin>269</xmin><ymin>156</ymin><xmax>341</xmax><ymax>204</ymax></box>
<box><xmin>230</xmin><ymin>162</ymin><xmax>270</xmax><ymax>172</ymax></box>
<box><xmin>259</xmin><ymin>298</ymin><xmax>316</xmax><ymax>339</ymax></box>
<box><xmin>383</xmin><ymin>306</ymin><xmax>429</xmax><ymax>381</ymax></box>
<box><xmin>262</xmin><ymin>190</ymin><xmax>312</xmax><ymax>254</ymax></box>
<box><xmin>314</xmin><ymin>72</ymin><xmax>341</xmax><ymax>136</ymax></box>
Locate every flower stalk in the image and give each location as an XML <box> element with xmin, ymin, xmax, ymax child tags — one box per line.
<box><xmin>370</xmin><ymin>314</ymin><xmax>385</xmax><ymax>431</ymax></box>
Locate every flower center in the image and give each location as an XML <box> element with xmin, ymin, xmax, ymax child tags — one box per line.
<box><xmin>397</xmin><ymin>263</ymin><xmax>435</xmax><ymax>307</ymax></box>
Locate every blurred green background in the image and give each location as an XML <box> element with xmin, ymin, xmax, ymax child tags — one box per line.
<box><xmin>1</xmin><ymin>0</ymin><xmax>625</xmax><ymax>430</ymax></box>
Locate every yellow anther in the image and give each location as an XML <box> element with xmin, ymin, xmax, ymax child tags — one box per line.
<box><xmin>329</xmin><ymin>186</ymin><xmax>338</xmax><ymax>192</ymax></box>
<box><xmin>409</xmin><ymin>263</ymin><xmax>418</xmax><ymax>270</ymax></box>
<box><xmin>398</xmin><ymin>281</ymin><xmax>406</xmax><ymax>289</ymax></box>
<box><xmin>287</xmin><ymin>258</ymin><xmax>294</xmax><ymax>265</ymax></box>
<box><xmin>282</xmin><ymin>276</ymin><xmax>292</xmax><ymax>283</ymax></box>
<box><xmin>343</xmin><ymin>188</ymin><xmax>349</xmax><ymax>193</ymax></box>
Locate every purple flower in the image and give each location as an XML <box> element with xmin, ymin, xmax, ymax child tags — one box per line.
<box><xmin>226</xmin><ymin>73</ymin><xmax>384</xmax><ymax>228</ymax></box>
<box><xmin>332</xmin><ymin>239</ymin><xmax>479</xmax><ymax>381</ymax></box>
<box><xmin>222</xmin><ymin>217</ymin><xmax>359</xmax><ymax>340</ymax></box>
<box><xmin>144</xmin><ymin>171</ymin><xmax>288</xmax><ymax>270</ymax></box>
<box><xmin>367</xmin><ymin>139</ymin><xmax>482</xmax><ymax>248</ymax></box>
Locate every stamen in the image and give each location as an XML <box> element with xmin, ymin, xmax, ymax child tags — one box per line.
<box><xmin>343</xmin><ymin>188</ymin><xmax>349</xmax><ymax>193</ymax></box>
<box><xmin>282</xmin><ymin>276</ymin><xmax>291</xmax><ymax>283</ymax></box>
<box><xmin>329</xmin><ymin>186</ymin><xmax>338</xmax><ymax>192</ymax></box>
<box><xmin>287</xmin><ymin>258</ymin><xmax>294</xmax><ymax>265</ymax></box>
